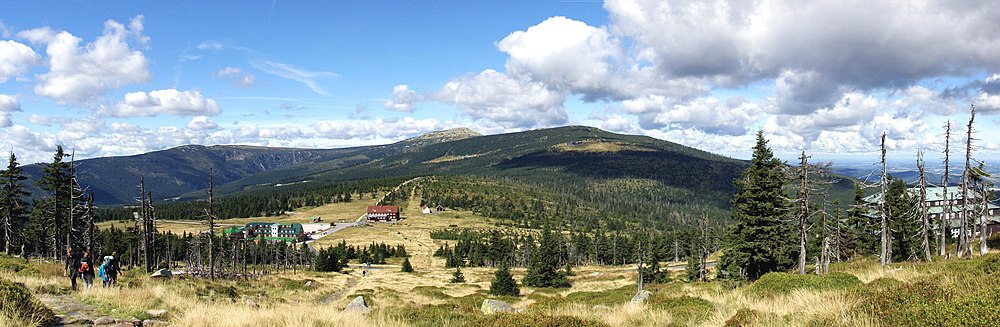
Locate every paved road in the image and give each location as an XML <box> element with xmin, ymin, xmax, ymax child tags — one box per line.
<box><xmin>306</xmin><ymin>176</ymin><xmax>424</xmax><ymax>244</ymax></box>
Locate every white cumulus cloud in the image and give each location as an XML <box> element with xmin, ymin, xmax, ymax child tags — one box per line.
<box><xmin>432</xmin><ymin>69</ymin><xmax>567</xmax><ymax>128</ymax></box>
<box><xmin>19</xmin><ymin>15</ymin><xmax>151</xmax><ymax>105</ymax></box>
<box><xmin>0</xmin><ymin>40</ymin><xmax>39</xmax><ymax>83</ymax></box>
<box><xmin>107</xmin><ymin>89</ymin><xmax>221</xmax><ymax>117</ymax></box>
<box><xmin>187</xmin><ymin>116</ymin><xmax>219</xmax><ymax>130</ymax></box>
<box><xmin>384</xmin><ymin>84</ymin><xmax>418</xmax><ymax>112</ymax></box>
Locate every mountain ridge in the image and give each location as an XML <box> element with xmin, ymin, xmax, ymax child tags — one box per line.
<box><xmin>22</xmin><ymin>126</ymin><xmax>747</xmax><ymax>206</ymax></box>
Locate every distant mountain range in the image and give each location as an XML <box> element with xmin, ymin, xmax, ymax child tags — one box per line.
<box><xmin>22</xmin><ymin>127</ymin><xmax>483</xmax><ymax>204</ymax></box>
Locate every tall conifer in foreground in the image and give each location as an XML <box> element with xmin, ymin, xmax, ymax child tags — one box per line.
<box><xmin>1</xmin><ymin>152</ymin><xmax>30</xmax><ymax>255</ymax></box>
<box><xmin>719</xmin><ymin>131</ymin><xmax>794</xmax><ymax>281</ymax></box>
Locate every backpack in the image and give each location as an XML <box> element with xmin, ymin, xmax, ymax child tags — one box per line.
<box><xmin>78</xmin><ymin>261</ymin><xmax>89</xmax><ymax>273</ymax></box>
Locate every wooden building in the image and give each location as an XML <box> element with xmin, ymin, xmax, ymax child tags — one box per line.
<box><xmin>367</xmin><ymin>206</ymin><xmax>401</xmax><ymax>222</ymax></box>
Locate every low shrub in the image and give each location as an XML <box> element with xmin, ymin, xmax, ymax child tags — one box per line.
<box><xmin>860</xmin><ymin>278</ymin><xmax>1000</xmax><ymax>326</ymax></box>
<box><xmin>723</xmin><ymin>308</ymin><xmax>772</xmax><ymax>327</ymax></box>
<box><xmin>0</xmin><ymin>277</ymin><xmax>56</xmax><ymax>326</ymax></box>
<box><xmin>196</xmin><ymin>283</ymin><xmax>238</xmax><ymax>300</ymax></box>
<box><xmin>649</xmin><ymin>295</ymin><xmax>714</xmax><ymax>324</ymax></box>
<box><xmin>745</xmin><ymin>272</ymin><xmax>861</xmax><ymax>297</ymax></box>
<box><xmin>0</xmin><ymin>257</ymin><xmax>39</xmax><ymax>276</ymax></box>
<box><xmin>462</xmin><ymin>313</ymin><xmax>609</xmax><ymax>327</ymax></box>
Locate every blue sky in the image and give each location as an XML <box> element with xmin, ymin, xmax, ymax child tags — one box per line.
<box><xmin>1</xmin><ymin>0</ymin><xmax>999</xmax><ymax>168</ymax></box>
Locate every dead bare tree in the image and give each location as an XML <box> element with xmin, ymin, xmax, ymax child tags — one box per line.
<box><xmin>880</xmin><ymin>132</ymin><xmax>891</xmax><ymax>268</ymax></box>
<box><xmin>941</xmin><ymin>121</ymin><xmax>952</xmax><ymax>257</ymax></box>
<box><xmin>797</xmin><ymin>151</ymin><xmax>810</xmax><ymax>274</ymax></box>
<box><xmin>697</xmin><ymin>214</ymin><xmax>708</xmax><ymax>282</ymax></box>
<box><xmin>974</xmin><ymin>161</ymin><xmax>992</xmax><ymax>255</ymax></box>
<box><xmin>959</xmin><ymin>105</ymin><xmax>975</xmax><ymax>258</ymax></box>
<box><xmin>138</xmin><ymin>178</ymin><xmax>156</xmax><ymax>273</ymax></box>
<box><xmin>918</xmin><ymin>152</ymin><xmax>932</xmax><ymax>261</ymax></box>
<box><xmin>204</xmin><ymin>172</ymin><xmax>217</xmax><ymax>280</ymax></box>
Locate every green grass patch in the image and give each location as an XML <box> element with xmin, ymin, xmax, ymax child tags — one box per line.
<box><xmin>412</xmin><ymin>286</ymin><xmax>452</xmax><ymax>300</ymax></box>
<box><xmin>0</xmin><ymin>277</ymin><xmax>56</xmax><ymax>326</ymax></box>
<box><xmin>532</xmin><ymin>285</ymin><xmax>634</xmax><ymax>309</ymax></box>
<box><xmin>0</xmin><ymin>257</ymin><xmax>40</xmax><ymax>276</ymax></box>
<box><xmin>649</xmin><ymin>294</ymin><xmax>714</xmax><ymax>325</ymax></box>
<box><xmin>723</xmin><ymin>308</ymin><xmax>777</xmax><ymax>327</ymax></box>
<box><xmin>461</xmin><ymin>313</ymin><xmax>609</xmax><ymax>327</ymax></box>
<box><xmin>745</xmin><ymin>272</ymin><xmax>861</xmax><ymax>297</ymax></box>
<box><xmin>858</xmin><ymin>254</ymin><xmax>1000</xmax><ymax>326</ymax></box>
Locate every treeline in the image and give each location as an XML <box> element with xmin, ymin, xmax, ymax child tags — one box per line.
<box><xmin>99</xmin><ymin>177</ymin><xmax>411</xmax><ymax>221</ymax></box>
<box><xmin>419</xmin><ymin>176</ymin><xmax>730</xmax><ymax>233</ymax></box>
<box><xmin>430</xmin><ymin>227</ymin><xmax>721</xmax><ymax>270</ymax></box>
<box><xmin>314</xmin><ymin>241</ymin><xmax>409</xmax><ymax>272</ymax></box>
<box><xmin>720</xmin><ymin>108</ymin><xmax>993</xmax><ymax>283</ymax></box>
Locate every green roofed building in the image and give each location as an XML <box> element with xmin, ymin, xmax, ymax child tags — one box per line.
<box><xmin>864</xmin><ymin>186</ymin><xmax>1000</xmax><ymax>237</ymax></box>
<box><xmin>239</xmin><ymin>222</ymin><xmax>305</xmax><ymax>242</ymax></box>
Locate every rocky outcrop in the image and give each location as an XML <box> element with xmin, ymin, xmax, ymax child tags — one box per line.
<box><xmin>343</xmin><ymin>296</ymin><xmax>370</xmax><ymax>314</ymax></box>
<box><xmin>630</xmin><ymin>290</ymin><xmax>652</xmax><ymax>305</ymax></box>
<box><xmin>480</xmin><ymin>299</ymin><xmax>516</xmax><ymax>314</ymax></box>
<box><xmin>150</xmin><ymin>269</ymin><xmax>172</xmax><ymax>278</ymax></box>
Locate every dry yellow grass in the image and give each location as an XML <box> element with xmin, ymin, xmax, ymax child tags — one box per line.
<box><xmin>22</xmin><ymin>188</ymin><xmax>950</xmax><ymax>327</ymax></box>
<box><xmin>97</xmin><ymin>194</ymin><xmax>375</xmax><ymax>234</ymax></box>
<box><xmin>553</xmin><ymin>141</ymin><xmax>654</xmax><ymax>153</ymax></box>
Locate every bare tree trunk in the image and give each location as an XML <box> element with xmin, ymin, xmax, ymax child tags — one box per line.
<box><xmin>798</xmin><ymin>151</ymin><xmax>809</xmax><ymax>274</ymax></box>
<box><xmin>918</xmin><ymin>152</ymin><xmax>932</xmax><ymax>261</ymax></box>
<box><xmin>698</xmin><ymin>214</ymin><xmax>707</xmax><ymax>282</ymax></box>
<box><xmin>880</xmin><ymin>132</ymin><xmax>891</xmax><ymax>268</ymax></box>
<box><xmin>941</xmin><ymin>121</ymin><xmax>951</xmax><ymax>257</ymax></box>
<box><xmin>636</xmin><ymin>239</ymin><xmax>643</xmax><ymax>293</ymax></box>
<box><xmin>980</xmin><ymin>163</ymin><xmax>990</xmax><ymax>256</ymax></box>
<box><xmin>959</xmin><ymin>105</ymin><xmax>975</xmax><ymax>258</ymax></box>
<box><xmin>206</xmin><ymin>173</ymin><xmax>216</xmax><ymax>280</ymax></box>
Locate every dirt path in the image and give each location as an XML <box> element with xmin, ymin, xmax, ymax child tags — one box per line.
<box><xmin>35</xmin><ymin>293</ymin><xmax>105</xmax><ymax>326</ymax></box>
<box><xmin>317</xmin><ymin>274</ymin><xmax>361</xmax><ymax>305</ymax></box>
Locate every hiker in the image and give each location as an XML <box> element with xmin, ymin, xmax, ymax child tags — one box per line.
<box><xmin>99</xmin><ymin>256</ymin><xmax>112</xmax><ymax>287</ymax></box>
<box><xmin>80</xmin><ymin>251</ymin><xmax>96</xmax><ymax>290</ymax></box>
<box><xmin>107</xmin><ymin>252</ymin><xmax>120</xmax><ymax>286</ymax></box>
<box><xmin>64</xmin><ymin>247</ymin><xmax>81</xmax><ymax>291</ymax></box>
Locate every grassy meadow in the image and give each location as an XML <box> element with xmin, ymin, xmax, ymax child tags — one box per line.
<box><xmin>10</xmin><ymin>193</ymin><xmax>1000</xmax><ymax>326</ymax></box>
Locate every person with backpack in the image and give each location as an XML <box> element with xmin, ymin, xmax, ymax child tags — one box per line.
<box><xmin>107</xmin><ymin>252</ymin><xmax>120</xmax><ymax>286</ymax></box>
<box><xmin>79</xmin><ymin>251</ymin><xmax>96</xmax><ymax>290</ymax></box>
<box><xmin>63</xmin><ymin>247</ymin><xmax>81</xmax><ymax>291</ymax></box>
<box><xmin>99</xmin><ymin>256</ymin><xmax>111</xmax><ymax>287</ymax></box>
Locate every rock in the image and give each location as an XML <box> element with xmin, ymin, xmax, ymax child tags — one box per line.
<box><xmin>143</xmin><ymin>319</ymin><xmax>169</xmax><ymax>326</ymax></box>
<box><xmin>61</xmin><ymin>316</ymin><xmax>91</xmax><ymax>325</ymax></box>
<box><xmin>146</xmin><ymin>309</ymin><xmax>168</xmax><ymax>318</ymax></box>
<box><xmin>480</xmin><ymin>299</ymin><xmax>516</xmax><ymax>314</ymax></box>
<box><xmin>93</xmin><ymin>316</ymin><xmax>116</xmax><ymax>325</ymax></box>
<box><xmin>630</xmin><ymin>290</ymin><xmax>652</xmax><ymax>305</ymax></box>
<box><xmin>150</xmin><ymin>269</ymin><xmax>172</xmax><ymax>278</ymax></box>
<box><xmin>592</xmin><ymin>305</ymin><xmax>611</xmax><ymax>311</ymax></box>
<box><xmin>305</xmin><ymin>281</ymin><xmax>313</xmax><ymax>287</ymax></box>
<box><xmin>343</xmin><ymin>296</ymin><xmax>370</xmax><ymax>313</ymax></box>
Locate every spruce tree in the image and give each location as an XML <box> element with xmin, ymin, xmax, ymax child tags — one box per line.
<box><xmin>844</xmin><ymin>183</ymin><xmax>875</xmax><ymax>258</ymax></box>
<box><xmin>719</xmin><ymin>132</ymin><xmax>795</xmax><ymax>281</ymax></box>
<box><xmin>887</xmin><ymin>177</ymin><xmax>920</xmax><ymax>262</ymax></box>
<box><xmin>489</xmin><ymin>264</ymin><xmax>519</xmax><ymax>296</ymax></box>
<box><xmin>523</xmin><ymin>227</ymin><xmax>570</xmax><ymax>288</ymax></box>
<box><xmin>0</xmin><ymin>152</ymin><xmax>30</xmax><ymax>255</ymax></box>
<box><xmin>450</xmin><ymin>267</ymin><xmax>465</xmax><ymax>283</ymax></box>
<box><xmin>37</xmin><ymin>145</ymin><xmax>70</xmax><ymax>257</ymax></box>
<box><xmin>401</xmin><ymin>256</ymin><xmax>414</xmax><ymax>272</ymax></box>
